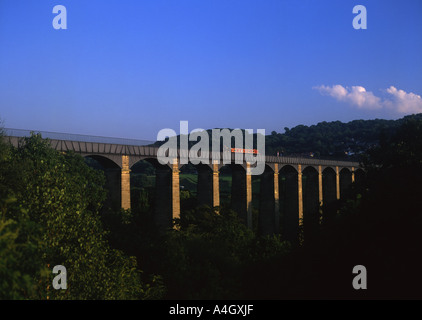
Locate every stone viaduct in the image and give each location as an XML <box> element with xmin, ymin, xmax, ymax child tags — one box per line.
<box><xmin>5</xmin><ymin>129</ymin><xmax>363</xmax><ymax>238</ymax></box>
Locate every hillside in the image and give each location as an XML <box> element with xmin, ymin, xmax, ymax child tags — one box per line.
<box><xmin>266</xmin><ymin>114</ymin><xmax>422</xmax><ymax>159</ymax></box>
<box><xmin>151</xmin><ymin>114</ymin><xmax>422</xmax><ymax>160</ymax></box>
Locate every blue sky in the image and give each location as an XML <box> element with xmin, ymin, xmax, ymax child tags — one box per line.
<box><xmin>0</xmin><ymin>0</ymin><xmax>421</xmax><ymax>140</ymax></box>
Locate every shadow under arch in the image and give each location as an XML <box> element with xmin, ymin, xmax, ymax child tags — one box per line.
<box><xmin>85</xmin><ymin>154</ymin><xmax>120</xmax><ymax>169</ymax></box>
<box><xmin>179</xmin><ymin>162</ymin><xmax>199</xmax><ymax>212</ymax></box>
<box><xmin>230</xmin><ymin>163</ymin><xmax>251</xmax><ymax>228</ymax></box>
<box><xmin>218</xmin><ymin>164</ymin><xmax>232</xmax><ymax>208</ymax></box>
<box><xmin>258</xmin><ymin>164</ymin><xmax>277</xmax><ymax>236</ymax></box>
<box><xmin>130</xmin><ymin>157</ymin><xmax>174</xmax><ymax>230</ymax></box>
<box><xmin>340</xmin><ymin>167</ymin><xmax>353</xmax><ymax>199</ymax></box>
<box><xmin>302</xmin><ymin>165</ymin><xmax>320</xmax><ymax>238</ymax></box>
<box><xmin>279</xmin><ymin>165</ymin><xmax>299</xmax><ymax>243</ymax></box>
<box><xmin>322</xmin><ymin>166</ymin><xmax>337</xmax><ymax>224</ymax></box>
<box><xmin>194</xmin><ymin>162</ymin><xmax>224</xmax><ymax>210</ymax></box>
<box><xmin>130</xmin><ymin>158</ymin><xmax>157</xmax><ymax>215</ymax></box>
<box><xmin>355</xmin><ymin>168</ymin><xmax>365</xmax><ymax>186</ymax></box>
<box><xmin>84</xmin><ymin>154</ymin><xmax>121</xmax><ymax>211</ymax></box>
<box><xmin>194</xmin><ymin>162</ymin><xmax>252</xmax><ymax>229</ymax></box>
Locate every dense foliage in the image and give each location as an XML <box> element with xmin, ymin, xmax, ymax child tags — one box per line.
<box><xmin>102</xmin><ymin>204</ymin><xmax>290</xmax><ymax>299</ymax></box>
<box><xmin>266</xmin><ymin>113</ymin><xmax>422</xmax><ymax>158</ymax></box>
<box><xmin>0</xmin><ymin>133</ymin><xmax>157</xmax><ymax>299</ymax></box>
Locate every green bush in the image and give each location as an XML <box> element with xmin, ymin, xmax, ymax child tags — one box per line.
<box><xmin>0</xmin><ymin>133</ymin><xmax>160</xmax><ymax>299</ymax></box>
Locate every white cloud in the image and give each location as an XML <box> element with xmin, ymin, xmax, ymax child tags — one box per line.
<box><xmin>316</xmin><ymin>84</ymin><xmax>348</xmax><ymax>100</ymax></box>
<box><xmin>314</xmin><ymin>84</ymin><xmax>422</xmax><ymax>114</ymax></box>
<box><xmin>385</xmin><ymin>86</ymin><xmax>422</xmax><ymax>113</ymax></box>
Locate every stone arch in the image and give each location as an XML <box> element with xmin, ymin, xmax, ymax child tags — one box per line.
<box><xmin>84</xmin><ymin>154</ymin><xmax>121</xmax><ymax>169</ymax></box>
<box><xmin>132</xmin><ymin>157</ymin><xmax>162</xmax><ymax>170</ymax></box>
<box><xmin>301</xmin><ymin>164</ymin><xmax>319</xmax><ymax>173</ymax></box>
<box><xmin>279</xmin><ymin>163</ymin><xmax>299</xmax><ymax>174</ymax></box>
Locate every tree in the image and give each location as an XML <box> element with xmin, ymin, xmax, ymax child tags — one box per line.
<box><xmin>0</xmin><ymin>130</ymin><xmax>48</xmax><ymax>299</ymax></box>
<box><xmin>1</xmin><ymin>133</ymin><xmax>160</xmax><ymax>299</ymax></box>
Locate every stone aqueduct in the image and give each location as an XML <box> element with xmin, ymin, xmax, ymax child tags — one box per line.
<box><xmin>5</xmin><ymin>130</ymin><xmax>363</xmax><ymax>237</ymax></box>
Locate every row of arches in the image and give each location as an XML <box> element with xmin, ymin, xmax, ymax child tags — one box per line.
<box><xmin>84</xmin><ymin>154</ymin><xmax>364</xmax><ymax>241</ymax></box>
